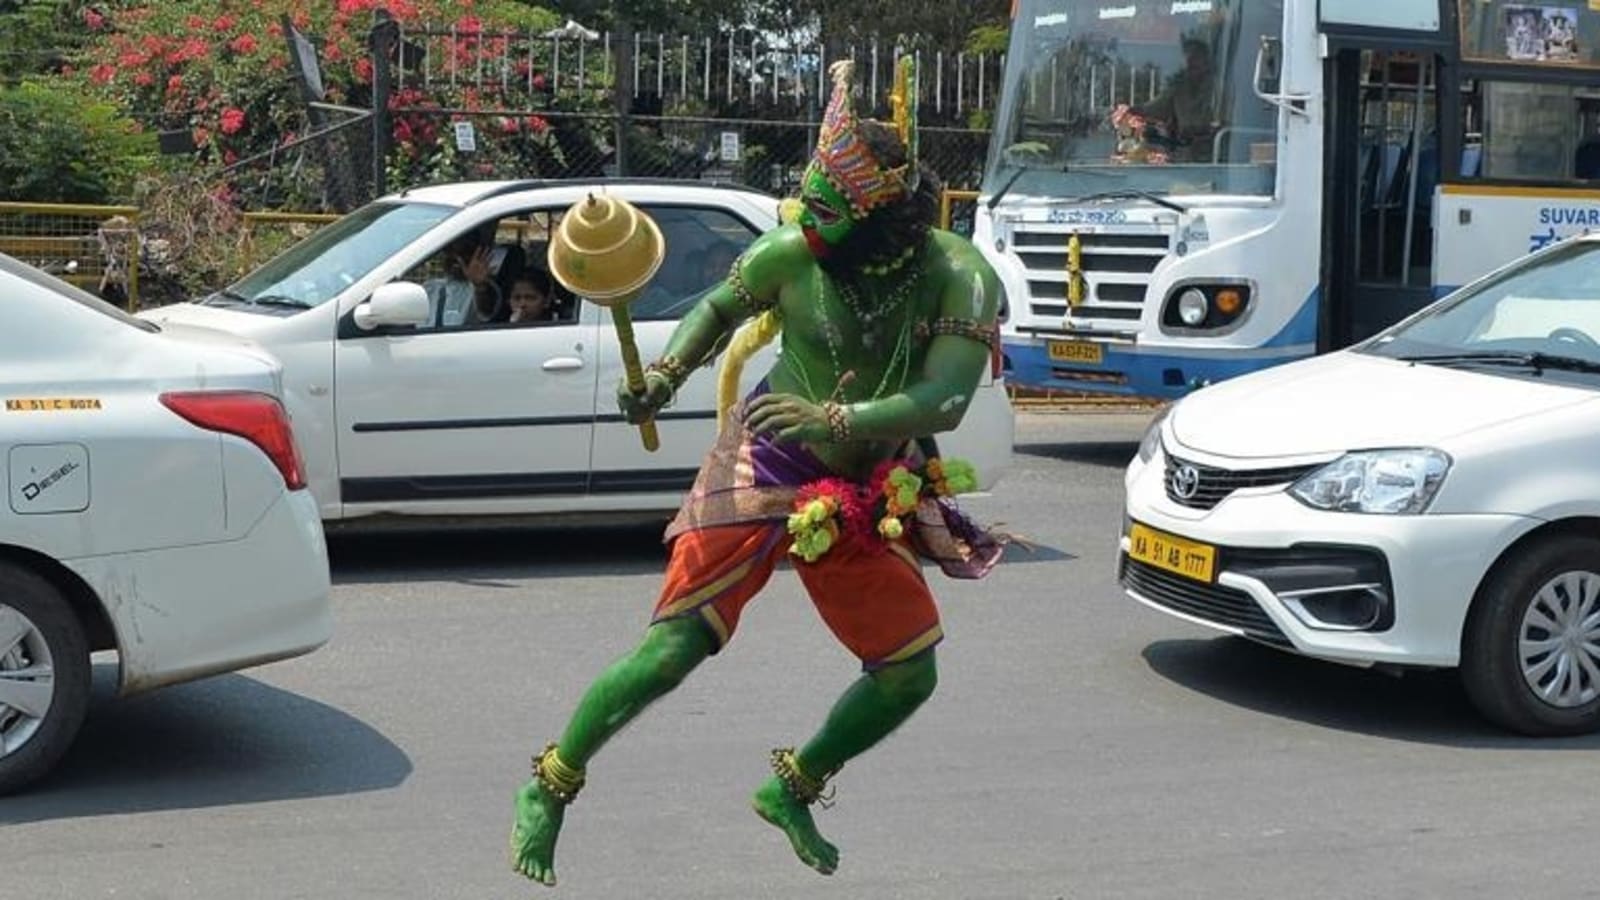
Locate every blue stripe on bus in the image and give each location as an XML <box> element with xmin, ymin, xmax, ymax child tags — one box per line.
<box><xmin>1003</xmin><ymin>288</ymin><xmax>1321</xmax><ymax>399</ymax></box>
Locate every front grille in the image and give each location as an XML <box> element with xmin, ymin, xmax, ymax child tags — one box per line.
<box><xmin>1163</xmin><ymin>454</ymin><xmax>1319</xmax><ymax>510</ymax></box>
<box><xmin>1012</xmin><ymin>226</ymin><xmax>1171</xmax><ymax>326</ymax></box>
<box><xmin>1120</xmin><ymin>556</ymin><xmax>1290</xmax><ymax>647</ymax></box>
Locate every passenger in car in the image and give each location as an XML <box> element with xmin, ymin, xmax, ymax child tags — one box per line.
<box><xmin>425</xmin><ymin>228</ymin><xmax>506</xmax><ymax>327</ymax></box>
<box><xmin>507</xmin><ymin>271</ymin><xmax>557</xmax><ymax>324</ymax></box>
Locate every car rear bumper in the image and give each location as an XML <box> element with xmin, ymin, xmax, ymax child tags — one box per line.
<box><xmin>66</xmin><ymin>489</ymin><xmax>333</xmax><ymax>694</ymax></box>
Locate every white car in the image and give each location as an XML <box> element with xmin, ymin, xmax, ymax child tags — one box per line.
<box><xmin>0</xmin><ymin>254</ymin><xmax>332</xmax><ymax>794</ymax></box>
<box><xmin>139</xmin><ymin>180</ymin><xmax>1014</xmax><ymax>525</ymax></box>
<box><xmin>1122</xmin><ymin>234</ymin><xmax>1600</xmax><ymax>736</ymax></box>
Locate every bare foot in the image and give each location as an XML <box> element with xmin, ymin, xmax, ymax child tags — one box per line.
<box><xmin>752</xmin><ymin>777</ymin><xmax>839</xmax><ymax>875</ymax></box>
<box><xmin>509</xmin><ymin>779</ymin><xmax>565</xmax><ymax>887</ymax></box>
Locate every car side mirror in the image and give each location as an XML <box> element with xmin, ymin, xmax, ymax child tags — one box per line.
<box><xmin>354</xmin><ymin>282</ymin><xmax>430</xmax><ymax>331</ymax></box>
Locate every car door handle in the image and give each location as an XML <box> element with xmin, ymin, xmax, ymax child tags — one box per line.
<box><xmin>542</xmin><ymin>357</ymin><xmax>585</xmax><ymax>372</ymax></box>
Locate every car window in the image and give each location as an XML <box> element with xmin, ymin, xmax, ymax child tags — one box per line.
<box><xmin>221</xmin><ymin>201</ymin><xmax>454</xmax><ymax>311</ymax></box>
<box><xmin>395</xmin><ymin>212</ymin><xmax>579</xmax><ymax>332</ymax></box>
<box><xmin>0</xmin><ymin>252</ymin><xmax>158</xmax><ymax>332</ymax></box>
<box><xmin>1366</xmin><ymin>239</ymin><xmax>1600</xmax><ymax>360</ymax></box>
<box><xmin>630</xmin><ymin>206</ymin><xmax>761</xmax><ymax>322</ymax></box>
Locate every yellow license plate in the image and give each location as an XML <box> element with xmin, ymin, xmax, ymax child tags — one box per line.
<box><xmin>1048</xmin><ymin>340</ymin><xmax>1104</xmax><ymax>364</ymax></box>
<box><xmin>1128</xmin><ymin>523</ymin><xmax>1217</xmax><ymax>582</ymax></box>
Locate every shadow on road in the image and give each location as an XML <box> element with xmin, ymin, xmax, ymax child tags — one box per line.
<box><xmin>327</xmin><ymin>521</ymin><xmax>669</xmax><ymax>585</ymax></box>
<box><xmin>0</xmin><ymin>666</ymin><xmax>411</xmax><ymax>824</ymax></box>
<box><xmin>1142</xmin><ymin>637</ymin><xmax>1600</xmax><ymax>749</ymax></box>
<box><xmin>1015</xmin><ymin>440</ymin><xmax>1138</xmax><ymax>470</ymax></box>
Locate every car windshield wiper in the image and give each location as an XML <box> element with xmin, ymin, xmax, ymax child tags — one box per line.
<box><xmin>1063</xmin><ymin>189</ymin><xmax>1188</xmax><ymax>214</ymax></box>
<box><xmin>1400</xmin><ymin>351</ymin><xmax>1600</xmax><ymax>375</ymax></box>
<box><xmin>205</xmin><ymin>289</ymin><xmax>252</xmax><ymax>306</ymax></box>
<box><xmin>249</xmin><ymin>295</ymin><xmax>314</xmax><ymax>309</ymax></box>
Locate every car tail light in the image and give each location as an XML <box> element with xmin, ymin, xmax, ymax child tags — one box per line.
<box><xmin>160</xmin><ymin>391</ymin><xmax>307</xmax><ymax>491</ymax></box>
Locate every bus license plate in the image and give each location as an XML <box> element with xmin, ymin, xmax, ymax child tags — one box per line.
<box><xmin>1128</xmin><ymin>523</ymin><xmax>1216</xmax><ymax>583</ymax></box>
<box><xmin>1048</xmin><ymin>340</ymin><xmax>1103</xmax><ymax>364</ymax></box>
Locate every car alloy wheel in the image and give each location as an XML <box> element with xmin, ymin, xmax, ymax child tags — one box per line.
<box><xmin>0</xmin><ymin>563</ymin><xmax>90</xmax><ymax>795</ymax></box>
<box><xmin>0</xmin><ymin>602</ymin><xmax>54</xmax><ymax>757</ymax></box>
<box><xmin>1463</xmin><ymin>534</ymin><xmax>1600</xmax><ymax>736</ymax></box>
<box><xmin>1518</xmin><ymin>571</ymin><xmax>1600</xmax><ymax>708</ymax></box>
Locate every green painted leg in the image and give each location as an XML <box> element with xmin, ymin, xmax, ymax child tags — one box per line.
<box><xmin>752</xmin><ymin>651</ymin><xmax>939</xmax><ymax>875</ymax></box>
<box><xmin>511</xmin><ymin>617</ymin><xmax>714</xmax><ymax>887</ymax></box>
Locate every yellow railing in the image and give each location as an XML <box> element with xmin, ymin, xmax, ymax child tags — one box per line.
<box><xmin>0</xmin><ymin>202</ymin><xmax>142</xmax><ymax>310</ymax></box>
<box><xmin>940</xmin><ymin>189</ymin><xmax>981</xmax><ymax>232</ymax></box>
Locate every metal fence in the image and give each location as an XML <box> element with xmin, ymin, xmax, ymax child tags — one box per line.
<box><xmin>390</xmin><ymin>26</ymin><xmax>1005</xmax><ymax>127</ymax></box>
<box><xmin>0</xmin><ymin>202</ymin><xmax>141</xmax><ymax>309</ymax></box>
<box><xmin>222</xmin><ymin>22</ymin><xmax>1004</xmax><ymax>209</ymax></box>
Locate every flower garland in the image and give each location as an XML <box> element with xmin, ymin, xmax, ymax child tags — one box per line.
<box><xmin>787</xmin><ymin>457</ymin><xmax>980</xmax><ymax>563</ymax></box>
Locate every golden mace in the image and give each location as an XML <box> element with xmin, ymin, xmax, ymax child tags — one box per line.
<box><xmin>547</xmin><ymin>193</ymin><xmax>667</xmax><ymax>452</ymax></box>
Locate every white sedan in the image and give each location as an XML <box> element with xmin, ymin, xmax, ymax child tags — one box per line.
<box><xmin>1123</xmin><ymin>234</ymin><xmax>1600</xmax><ymax>735</ymax></box>
<box><xmin>0</xmin><ymin>254</ymin><xmax>331</xmax><ymax>794</ymax></box>
<box><xmin>139</xmin><ymin>180</ymin><xmax>1014</xmax><ymax>525</ymax></box>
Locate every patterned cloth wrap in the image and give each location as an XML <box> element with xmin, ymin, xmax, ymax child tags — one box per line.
<box><xmin>665</xmin><ymin>385</ymin><xmax>1007</xmax><ymax>578</ymax></box>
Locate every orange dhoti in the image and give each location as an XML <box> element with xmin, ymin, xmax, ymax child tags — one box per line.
<box><xmin>652</xmin><ymin>522</ymin><xmax>944</xmax><ymax>671</ymax></box>
<box><xmin>648</xmin><ymin>388</ymin><xmax>1004</xmax><ymax>670</ymax></box>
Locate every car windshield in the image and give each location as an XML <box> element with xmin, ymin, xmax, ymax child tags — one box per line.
<box><xmin>985</xmin><ymin>0</ymin><xmax>1284</xmax><ymax>201</ymax></box>
<box><xmin>1362</xmin><ymin>239</ymin><xmax>1600</xmax><ymax>371</ymax></box>
<box><xmin>0</xmin><ymin>252</ymin><xmax>158</xmax><ymax>332</ymax></box>
<box><xmin>217</xmin><ymin>201</ymin><xmax>454</xmax><ymax>310</ymax></box>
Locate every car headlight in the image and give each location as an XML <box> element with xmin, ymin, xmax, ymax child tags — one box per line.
<box><xmin>1137</xmin><ymin>404</ymin><xmax>1172</xmax><ymax>463</ymax></box>
<box><xmin>1289</xmin><ymin>449</ymin><xmax>1452</xmax><ymax>514</ymax></box>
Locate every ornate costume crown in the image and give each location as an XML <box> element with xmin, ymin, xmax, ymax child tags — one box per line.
<box><xmin>812</xmin><ymin>56</ymin><xmax>920</xmax><ymax>217</ymax></box>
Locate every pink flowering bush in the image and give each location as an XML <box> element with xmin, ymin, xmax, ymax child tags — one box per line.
<box><xmin>76</xmin><ymin>0</ymin><xmax>569</xmax><ymax>208</ymax></box>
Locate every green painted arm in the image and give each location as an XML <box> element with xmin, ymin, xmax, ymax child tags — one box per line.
<box><xmin>659</xmin><ymin>227</ymin><xmax>807</xmax><ymax>367</ymax></box>
<box><xmin>842</xmin><ymin>241</ymin><xmax>1001</xmax><ymax>441</ymax></box>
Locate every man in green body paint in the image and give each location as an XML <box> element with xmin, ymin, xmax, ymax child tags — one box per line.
<box><xmin>510</xmin><ymin>57</ymin><xmax>1007</xmax><ymax>886</ymax></box>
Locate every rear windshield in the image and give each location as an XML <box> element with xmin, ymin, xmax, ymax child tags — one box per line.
<box><xmin>0</xmin><ymin>252</ymin><xmax>158</xmax><ymax>332</ymax></box>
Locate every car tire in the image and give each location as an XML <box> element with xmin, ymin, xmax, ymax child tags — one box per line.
<box><xmin>0</xmin><ymin>562</ymin><xmax>91</xmax><ymax>795</ymax></box>
<box><xmin>1462</xmin><ymin>534</ymin><xmax>1600</xmax><ymax>737</ymax></box>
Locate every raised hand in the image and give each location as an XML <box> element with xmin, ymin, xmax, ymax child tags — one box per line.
<box><xmin>464</xmin><ymin>246</ymin><xmax>493</xmax><ymax>286</ymax></box>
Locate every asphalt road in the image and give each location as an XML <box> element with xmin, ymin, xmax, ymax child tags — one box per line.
<box><xmin>5</xmin><ymin>411</ymin><xmax>1599</xmax><ymax>899</ymax></box>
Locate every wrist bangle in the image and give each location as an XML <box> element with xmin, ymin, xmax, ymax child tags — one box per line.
<box><xmin>643</xmin><ymin>369</ymin><xmax>677</xmax><ymax>408</ymax></box>
<box><xmin>823</xmin><ymin>402</ymin><xmax>852</xmax><ymax>442</ymax></box>
<box><xmin>647</xmin><ymin>355</ymin><xmax>691</xmax><ymax>387</ymax></box>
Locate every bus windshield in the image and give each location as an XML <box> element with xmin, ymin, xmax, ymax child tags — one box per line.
<box><xmin>986</xmin><ymin>0</ymin><xmax>1285</xmax><ymax>201</ymax></box>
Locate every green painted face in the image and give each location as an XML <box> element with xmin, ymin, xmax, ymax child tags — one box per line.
<box><xmin>799</xmin><ymin>166</ymin><xmax>858</xmax><ymax>249</ymax></box>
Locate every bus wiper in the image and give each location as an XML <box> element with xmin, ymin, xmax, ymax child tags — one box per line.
<box><xmin>1064</xmin><ymin>189</ymin><xmax>1188</xmax><ymax>214</ymax></box>
<box><xmin>1401</xmin><ymin>351</ymin><xmax>1600</xmax><ymax>375</ymax></box>
<box><xmin>986</xmin><ymin>164</ymin><xmax>1030</xmax><ymax>211</ymax></box>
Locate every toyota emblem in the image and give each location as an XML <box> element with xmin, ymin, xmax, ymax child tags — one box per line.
<box><xmin>1169</xmin><ymin>464</ymin><xmax>1201</xmax><ymax>500</ymax></box>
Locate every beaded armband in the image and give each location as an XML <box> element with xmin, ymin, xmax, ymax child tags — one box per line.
<box><xmin>823</xmin><ymin>402</ymin><xmax>852</xmax><ymax>443</ymax></box>
<box><xmin>770</xmin><ymin>747</ymin><xmax>836</xmax><ymax>808</ymax></box>
<box><xmin>532</xmin><ymin>742</ymin><xmax>586</xmax><ymax>805</ymax></box>
<box><xmin>729</xmin><ymin>257</ymin><xmax>777</xmax><ymax>316</ymax></box>
<box><xmin>915</xmin><ymin>317</ymin><xmax>999</xmax><ymax>349</ymax></box>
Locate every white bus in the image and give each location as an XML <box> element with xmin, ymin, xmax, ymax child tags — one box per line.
<box><xmin>982</xmin><ymin>0</ymin><xmax>1600</xmax><ymax>399</ymax></box>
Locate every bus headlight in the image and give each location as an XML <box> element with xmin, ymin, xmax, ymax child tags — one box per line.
<box><xmin>1162</xmin><ymin>283</ymin><xmax>1254</xmax><ymax>331</ymax></box>
<box><xmin>1176</xmin><ymin>289</ymin><xmax>1209</xmax><ymax>326</ymax></box>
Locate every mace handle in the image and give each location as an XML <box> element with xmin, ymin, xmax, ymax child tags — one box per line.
<box><xmin>611</xmin><ymin>305</ymin><xmax>660</xmax><ymax>453</ymax></box>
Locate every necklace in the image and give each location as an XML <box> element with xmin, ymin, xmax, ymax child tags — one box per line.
<box><xmin>786</xmin><ymin>268</ymin><xmax>918</xmax><ymax>407</ymax></box>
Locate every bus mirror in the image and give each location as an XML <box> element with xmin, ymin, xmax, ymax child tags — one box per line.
<box><xmin>1256</xmin><ymin>37</ymin><xmax>1283</xmax><ymax>95</ymax></box>
<box><xmin>1253</xmin><ymin>36</ymin><xmax>1311</xmax><ymax>118</ymax></box>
